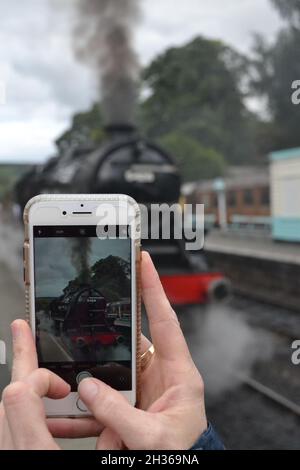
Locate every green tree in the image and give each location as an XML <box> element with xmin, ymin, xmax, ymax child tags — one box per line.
<box><xmin>55</xmin><ymin>103</ymin><xmax>105</xmax><ymax>150</ymax></box>
<box><xmin>271</xmin><ymin>0</ymin><xmax>300</xmax><ymax>26</ymax></box>
<box><xmin>140</xmin><ymin>36</ymin><xmax>258</xmax><ymax>165</ymax></box>
<box><xmin>251</xmin><ymin>2</ymin><xmax>300</xmax><ymax>150</ymax></box>
<box><xmin>55</xmin><ymin>36</ymin><xmax>264</xmax><ymax>169</ymax></box>
<box><xmin>63</xmin><ymin>255</ymin><xmax>130</xmax><ymax>302</ymax></box>
<box><xmin>159</xmin><ymin>132</ymin><xmax>225</xmax><ymax>181</ymax></box>
<box><xmin>91</xmin><ymin>255</ymin><xmax>130</xmax><ymax>301</ymax></box>
<box><xmin>0</xmin><ymin>164</ymin><xmax>29</xmax><ymax>201</ymax></box>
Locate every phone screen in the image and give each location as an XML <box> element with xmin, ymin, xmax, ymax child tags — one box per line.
<box><xmin>33</xmin><ymin>225</ymin><xmax>132</xmax><ymax>391</ymax></box>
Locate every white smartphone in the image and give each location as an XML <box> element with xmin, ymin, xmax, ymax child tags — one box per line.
<box><xmin>23</xmin><ymin>194</ymin><xmax>141</xmax><ymax>417</ymax></box>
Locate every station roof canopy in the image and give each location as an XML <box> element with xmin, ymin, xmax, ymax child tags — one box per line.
<box><xmin>270</xmin><ymin>147</ymin><xmax>300</xmax><ymax>162</ymax></box>
<box><xmin>193</xmin><ymin>166</ymin><xmax>270</xmax><ymax>193</ymax></box>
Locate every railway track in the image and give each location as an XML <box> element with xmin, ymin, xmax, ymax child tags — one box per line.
<box><xmin>237</xmin><ymin>373</ymin><xmax>300</xmax><ymax>418</ymax></box>
<box><xmin>230</xmin><ymin>296</ymin><xmax>300</xmax><ymax>342</ymax></box>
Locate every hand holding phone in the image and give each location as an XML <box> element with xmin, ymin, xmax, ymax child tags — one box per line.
<box><xmin>0</xmin><ymin>319</ymin><xmax>102</xmax><ymax>449</ymax></box>
<box><xmin>23</xmin><ymin>194</ymin><xmax>141</xmax><ymax>417</ymax></box>
<box><xmin>76</xmin><ymin>252</ymin><xmax>207</xmax><ymax>450</ymax></box>
<box><xmin>0</xmin><ymin>252</ymin><xmax>207</xmax><ymax>450</ymax></box>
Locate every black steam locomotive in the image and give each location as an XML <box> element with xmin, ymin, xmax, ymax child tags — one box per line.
<box><xmin>16</xmin><ymin>125</ymin><xmax>230</xmax><ymax>304</ymax></box>
<box><xmin>15</xmin><ymin>125</ymin><xmax>181</xmax><ymax>209</ymax></box>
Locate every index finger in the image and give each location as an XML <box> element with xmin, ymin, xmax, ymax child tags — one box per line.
<box><xmin>47</xmin><ymin>417</ymin><xmax>103</xmax><ymax>438</ymax></box>
<box><xmin>2</xmin><ymin>369</ymin><xmax>70</xmax><ymax>449</ymax></box>
<box><xmin>11</xmin><ymin>319</ymin><xmax>38</xmax><ymax>382</ymax></box>
<box><xmin>2</xmin><ymin>381</ymin><xmax>59</xmax><ymax>450</ymax></box>
<box><xmin>141</xmin><ymin>252</ymin><xmax>190</xmax><ymax>361</ymax></box>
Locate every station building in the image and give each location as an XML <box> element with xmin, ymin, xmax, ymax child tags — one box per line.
<box><xmin>270</xmin><ymin>147</ymin><xmax>300</xmax><ymax>242</ymax></box>
<box><xmin>185</xmin><ymin>166</ymin><xmax>270</xmax><ymax>230</ymax></box>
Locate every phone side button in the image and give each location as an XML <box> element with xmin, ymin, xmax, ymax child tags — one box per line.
<box><xmin>76</xmin><ymin>398</ymin><xmax>88</xmax><ymax>413</ymax></box>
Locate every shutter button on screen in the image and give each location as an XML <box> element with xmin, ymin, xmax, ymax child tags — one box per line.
<box><xmin>76</xmin><ymin>371</ymin><xmax>92</xmax><ymax>384</ymax></box>
<box><xmin>76</xmin><ymin>398</ymin><xmax>88</xmax><ymax>413</ymax></box>
<box><xmin>76</xmin><ymin>372</ymin><xmax>92</xmax><ymax>411</ymax></box>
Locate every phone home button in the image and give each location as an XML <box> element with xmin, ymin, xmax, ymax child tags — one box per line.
<box><xmin>76</xmin><ymin>371</ymin><xmax>92</xmax><ymax>384</ymax></box>
<box><xmin>76</xmin><ymin>398</ymin><xmax>88</xmax><ymax>413</ymax></box>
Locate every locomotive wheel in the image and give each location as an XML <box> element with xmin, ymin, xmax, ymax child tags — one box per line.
<box><xmin>116</xmin><ymin>335</ymin><xmax>125</xmax><ymax>345</ymax></box>
<box><xmin>208</xmin><ymin>278</ymin><xmax>232</xmax><ymax>303</ymax></box>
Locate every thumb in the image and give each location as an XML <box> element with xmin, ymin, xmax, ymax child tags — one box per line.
<box><xmin>78</xmin><ymin>378</ymin><xmax>160</xmax><ymax>449</ymax></box>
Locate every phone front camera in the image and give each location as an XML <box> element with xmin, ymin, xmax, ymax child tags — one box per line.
<box><xmin>62</xmin><ymin>211</ymin><xmax>67</xmax><ymax>216</ymax></box>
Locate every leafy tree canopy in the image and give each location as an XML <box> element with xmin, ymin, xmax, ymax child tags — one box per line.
<box><xmin>63</xmin><ymin>255</ymin><xmax>130</xmax><ymax>302</ymax></box>
<box><xmin>55</xmin><ymin>103</ymin><xmax>105</xmax><ymax>150</ymax></box>
<box><xmin>271</xmin><ymin>0</ymin><xmax>300</xmax><ymax>25</ymax></box>
<box><xmin>91</xmin><ymin>255</ymin><xmax>130</xmax><ymax>300</ymax></box>
<box><xmin>140</xmin><ymin>36</ymin><xmax>258</xmax><ymax>165</ymax></box>
<box><xmin>55</xmin><ymin>36</ymin><xmax>265</xmax><ymax>178</ymax></box>
<box><xmin>250</xmin><ymin>0</ymin><xmax>300</xmax><ymax>150</ymax></box>
<box><xmin>159</xmin><ymin>132</ymin><xmax>226</xmax><ymax>181</ymax></box>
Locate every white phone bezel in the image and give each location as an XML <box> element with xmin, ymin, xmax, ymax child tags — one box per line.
<box><xmin>27</xmin><ymin>196</ymin><xmax>137</xmax><ymax>417</ymax></box>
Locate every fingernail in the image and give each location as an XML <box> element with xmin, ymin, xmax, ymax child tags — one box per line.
<box><xmin>79</xmin><ymin>379</ymin><xmax>99</xmax><ymax>400</ymax></box>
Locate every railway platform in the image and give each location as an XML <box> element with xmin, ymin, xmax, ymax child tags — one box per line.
<box><xmin>205</xmin><ymin>230</ymin><xmax>300</xmax><ymax>310</ymax></box>
<box><xmin>205</xmin><ymin>229</ymin><xmax>300</xmax><ymax>265</ymax></box>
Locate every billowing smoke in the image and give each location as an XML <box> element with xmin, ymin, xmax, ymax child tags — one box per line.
<box><xmin>70</xmin><ymin>238</ymin><xmax>91</xmax><ymax>283</ymax></box>
<box><xmin>179</xmin><ymin>304</ymin><xmax>274</xmax><ymax>398</ymax></box>
<box><xmin>73</xmin><ymin>0</ymin><xmax>141</xmax><ymax>125</ymax></box>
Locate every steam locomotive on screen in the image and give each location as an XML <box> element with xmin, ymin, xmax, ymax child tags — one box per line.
<box><xmin>16</xmin><ymin>124</ymin><xmax>230</xmax><ymax>305</ymax></box>
<box><xmin>49</xmin><ymin>285</ymin><xmax>130</xmax><ymax>349</ymax></box>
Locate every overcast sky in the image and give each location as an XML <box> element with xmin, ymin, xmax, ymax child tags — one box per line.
<box><xmin>0</xmin><ymin>0</ymin><xmax>282</xmax><ymax>163</ymax></box>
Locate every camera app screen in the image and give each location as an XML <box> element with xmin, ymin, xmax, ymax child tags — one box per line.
<box><xmin>33</xmin><ymin>226</ymin><xmax>132</xmax><ymax>391</ymax></box>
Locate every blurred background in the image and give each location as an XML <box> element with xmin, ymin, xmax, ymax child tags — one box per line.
<box><xmin>0</xmin><ymin>0</ymin><xmax>299</xmax><ymax>450</ymax></box>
